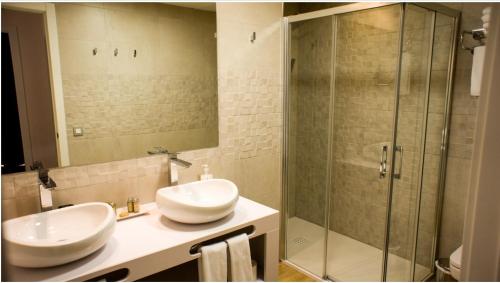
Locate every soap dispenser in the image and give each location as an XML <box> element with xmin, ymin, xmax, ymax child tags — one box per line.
<box><xmin>200</xmin><ymin>164</ymin><xmax>213</xmax><ymax>180</ymax></box>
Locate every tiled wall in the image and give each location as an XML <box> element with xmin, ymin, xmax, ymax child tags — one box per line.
<box><xmin>174</xmin><ymin>3</ymin><xmax>283</xmax><ymax>209</ymax></box>
<box><xmin>288</xmin><ymin>5</ymin><xmax>401</xmax><ymax>249</ymax></box>
<box><xmin>1</xmin><ymin>3</ymin><xmax>283</xmax><ymax>220</ymax></box>
<box><xmin>56</xmin><ymin>3</ymin><xmax>218</xmax><ymax>165</ymax></box>
<box><xmin>287</xmin><ymin>15</ymin><xmax>333</xmax><ymax>226</ymax></box>
<box><xmin>329</xmin><ymin>6</ymin><xmax>401</xmax><ymax>251</ymax></box>
<box><xmin>1</xmin><ymin>155</ymin><xmax>169</xmax><ymax>219</ymax></box>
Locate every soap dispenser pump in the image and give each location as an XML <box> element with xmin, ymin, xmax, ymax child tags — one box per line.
<box><xmin>200</xmin><ymin>164</ymin><xmax>213</xmax><ymax>180</ymax></box>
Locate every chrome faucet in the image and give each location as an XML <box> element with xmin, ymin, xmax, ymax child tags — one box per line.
<box><xmin>147</xmin><ymin>147</ymin><xmax>192</xmax><ymax>185</ymax></box>
<box><xmin>31</xmin><ymin>161</ymin><xmax>57</xmax><ymax>211</ymax></box>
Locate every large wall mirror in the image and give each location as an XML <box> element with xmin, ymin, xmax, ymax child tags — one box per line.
<box><xmin>1</xmin><ymin>3</ymin><xmax>218</xmax><ymax>173</ymax></box>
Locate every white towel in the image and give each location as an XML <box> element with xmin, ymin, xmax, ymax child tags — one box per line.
<box><xmin>198</xmin><ymin>242</ymin><xmax>228</xmax><ymax>282</ymax></box>
<box><xmin>471</xmin><ymin>46</ymin><xmax>486</xmax><ymax>96</ymax></box>
<box><xmin>483</xmin><ymin>7</ymin><xmax>492</xmax><ymax>34</ymax></box>
<box><xmin>226</xmin><ymin>234</ymin><xmax>253</xmax><ymax>282</ymax></box>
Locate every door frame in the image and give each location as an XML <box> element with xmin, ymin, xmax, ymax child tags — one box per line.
<box><xmin>2</xmin><ymin>3</ymin><xmax>70</xmax><ymax>167</ymax></box>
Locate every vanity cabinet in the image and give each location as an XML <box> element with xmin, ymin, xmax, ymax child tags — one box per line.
<box><xmin>3</xmin><ymin>198</ymin><xmax>279</xmax><ymax>282</ymax></box>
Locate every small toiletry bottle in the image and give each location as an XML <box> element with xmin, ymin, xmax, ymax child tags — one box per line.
<box><xmin>200</xmin><ymin>164</ymin><xmax>213</xmax><ymax>180</ymax></box>
<box><xmin>133</xmin><ymin>197</ymin><xmax>140</xmax><ymax>213</ymax></box>
<box><xmin>127</xmin><ymin>197</ymin><xmax>134</xmax><ymax>213</ymax></box>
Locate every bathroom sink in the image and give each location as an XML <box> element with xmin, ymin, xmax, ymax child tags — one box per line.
<box><xmin>156</xmin><ymin>179</ymin><xmax>239</xmax><ymax>224</ymax></box>
<box><xmin>2</xmin><ymin>202</ymin><xmax>116</xmax><ymax>268</ymax></box>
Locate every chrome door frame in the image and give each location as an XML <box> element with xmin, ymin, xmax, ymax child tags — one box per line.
<box><xmin>430</xmin><ymin>10</ymin><xmax>460</xmax><ymax>278</ymax></box>
<box><xmin>409</xmin><ymin>7</ymin><xmax>436</xmax><ymax>281</ymax></box>
<box><xmin>280</xmin><ymin>16</ymin><xmax>290</xmax><ymax>262</ymax></box>
<box><xmin>381</xmin><ymin>3</ymin><xmax>406</xmax><ymax>281</ymax></box>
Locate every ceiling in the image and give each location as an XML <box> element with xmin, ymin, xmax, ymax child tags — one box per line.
<box><xmin>164</xmin><ymin>3</ymin><xmax>216</xmax><ymax>12</ymax></box>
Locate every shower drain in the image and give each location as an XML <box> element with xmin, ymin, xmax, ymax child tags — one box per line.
<box><xmin>292</xmin><ymin>237</ymin><xmax>309</xmax><ymax>246</ymax></box>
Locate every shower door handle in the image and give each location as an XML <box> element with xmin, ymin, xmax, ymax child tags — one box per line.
<box><xmin>379</xmin><ymin>145</ymin><xmax>388</xmax><ymax>178</ymax></box>
<box><xmin>394</xmin><ymin>145</ymin><xmax>403</xmax><ymax>179</ymax></box>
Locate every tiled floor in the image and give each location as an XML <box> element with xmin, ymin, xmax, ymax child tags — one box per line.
<box><xmin>286</xmin><ymin>217</ymin><xmax>431</xmax><ymax>281</ymax></box>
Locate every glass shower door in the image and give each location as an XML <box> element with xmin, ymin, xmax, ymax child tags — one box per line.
<box><xmin>326</xmin><ymin>5</ymin><xmax>402</xmax><ymax>281</ymax></box>
<box><xmin>384</xmin><ymin>4</ymin><xmax>435</xmax><ymax>281</ymax></box>
<box><xmin>284</xmin><ymin>15</ymin><xmax>334</xmax><ymax>278</ymax></box>
<box><xmin>412</xmin><ymin>12</ymin><xmax>456</xmax><ymax>281</ymax></box>
<box><xmin>385</xmin><ymin>4</ymin><xmax>457</xmax><ymax>281</ymax></box>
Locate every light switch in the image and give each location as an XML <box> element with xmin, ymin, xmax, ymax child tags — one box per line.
<box><xmin>73</xmin><ymin>127</ymin><xmax>84</xmax><ymax>137</ymax></box>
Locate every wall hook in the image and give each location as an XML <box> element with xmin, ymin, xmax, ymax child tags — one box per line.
<box><xmin>114</xmin><ymin>48</ymin><xmax>118</xmax><ymax>57</ymax></box>
<box><xmin>92</xmin><ymin>48</ymin><xmax>97</xmax><ymax>56</ymax></box>
<box><xmin>133</xmin><ymin>49</ymin><xmax>137</xmax><ymax>58</ymax></box>
<box><xmin>250</xmin><ymin>32</ymin><xmax>256</xmax><ymax>43</ymax></box>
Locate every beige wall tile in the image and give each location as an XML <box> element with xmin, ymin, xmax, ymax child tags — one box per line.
<box><xmin>55</xmin><ymin>4</ymin><xmax>107</xmax><ymax>42</ymax></box>
<box><xmin>58</xmin><ymin>39</ymin><xmax>107</xmax><ymax>75</ymax></box>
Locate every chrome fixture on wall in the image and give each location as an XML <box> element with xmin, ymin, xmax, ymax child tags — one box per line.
<box><xmin>147</xmin><ymin>147</ymin><xmax>192</xmax><ymax>185</ymax></box>
<box><xmin>31</xmin><ymin>161</ymin><xmax>57</xmax><ymax>211</ymax></box>
<box><xmin>460</xmin><ymin>28</ymin><xmax>486</xmax><ymax>54</ymax></box>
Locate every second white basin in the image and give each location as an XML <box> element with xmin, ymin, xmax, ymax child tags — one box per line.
<box><xmin>2</xmin><ymin>202</ymin><xmax>115</xmax><ymax>268</ymax></box>
<box><xmin>156</xmin><ymin>179</ymin><xmax>239</xmax><ymax>224</ymax></box>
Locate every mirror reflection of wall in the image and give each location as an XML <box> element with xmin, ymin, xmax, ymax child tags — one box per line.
<box><xmin>57</xmin><ymin>3</ymin><xmax>218</xmax><ymax>166</ymax></box>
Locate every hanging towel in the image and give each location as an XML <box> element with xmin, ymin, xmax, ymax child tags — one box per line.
<box><xmin>483</xmin><ymin>7</ymin><xmax>492</xmax><ymax>34</ymax></box>
<box><xmin>471</xmin><ymin>46</ymin><xmax>486</xmax><ymax>96</ymax></box>
<box><xmin>198</xmin><ymin>242</ymin><xmax>228</xmax><ymax>282</ymax></box>
<box><xmin>226</xmin><ymin>234</ymin><xmax>253</xmax><ymax>282</ymax></box>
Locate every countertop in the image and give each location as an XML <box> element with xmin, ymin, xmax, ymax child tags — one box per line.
<box><xmin>4</xmin><ymin>197</ymin><xmax>279</xmax><ymax>281</ymax></box>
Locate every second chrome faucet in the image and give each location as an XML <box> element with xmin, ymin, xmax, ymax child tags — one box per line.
<box><xmin>148</xmin><ymin>147</ymin><xmax>192</xmax><ymax>185</ymax></box>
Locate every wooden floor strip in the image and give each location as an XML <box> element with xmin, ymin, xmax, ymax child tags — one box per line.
<box><xmin>278</xmin><ymin>262</ymin><xmax>318</xmax><ymax>282</ymax></box>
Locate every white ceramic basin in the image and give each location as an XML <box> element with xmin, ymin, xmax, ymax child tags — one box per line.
<box><xmin>2</xmin><ymin>202</ymin><xmax>115</xmax><ymax>268</ymax></box>
<box><xmin>156</xmin><ymin>179</ymin><xmax>239</xmax><ymax>224</ymax></box>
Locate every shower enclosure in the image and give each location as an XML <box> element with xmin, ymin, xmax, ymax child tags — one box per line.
<box><xmin>282</xmin><ymin>3</ymin><xmax>459</xmax><ymax>281</ymax></box>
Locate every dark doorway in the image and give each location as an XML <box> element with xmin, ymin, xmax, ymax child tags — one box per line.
<box><xmin>2</xmin><ymin>9</ymin><xmax>59</xmax><ymax>172</ymax></box>
<box><xmin>1</xmin><ymin>32</ymin><xmax>26</xmax><ymax>174</ymax></box>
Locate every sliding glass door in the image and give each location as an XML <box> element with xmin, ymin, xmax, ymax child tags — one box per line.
<box><xmin>385</xmin><ymin>6</ymin><xmax>458</xmax><ymax>281</ymax></box>
<box><xmin>284</xmin><ymin>14</ymin><xmax>334</xmax><ymax>277</ymax></box>
<box><xmin>326</xmin><ymin>5</ymin><xmax>401</xmax><ymax>281</ymax></box>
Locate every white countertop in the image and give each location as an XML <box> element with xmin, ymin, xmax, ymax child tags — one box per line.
<box><xmin>4</xmin><ymin>197</ymin><xmax>279</xmax><ymax>282</ymax></box>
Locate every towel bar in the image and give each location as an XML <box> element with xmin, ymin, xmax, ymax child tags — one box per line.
<box><xmin>189</xmin><ymin>225</ymin><xmax>256</xmax><ymax>255</ymax></box>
